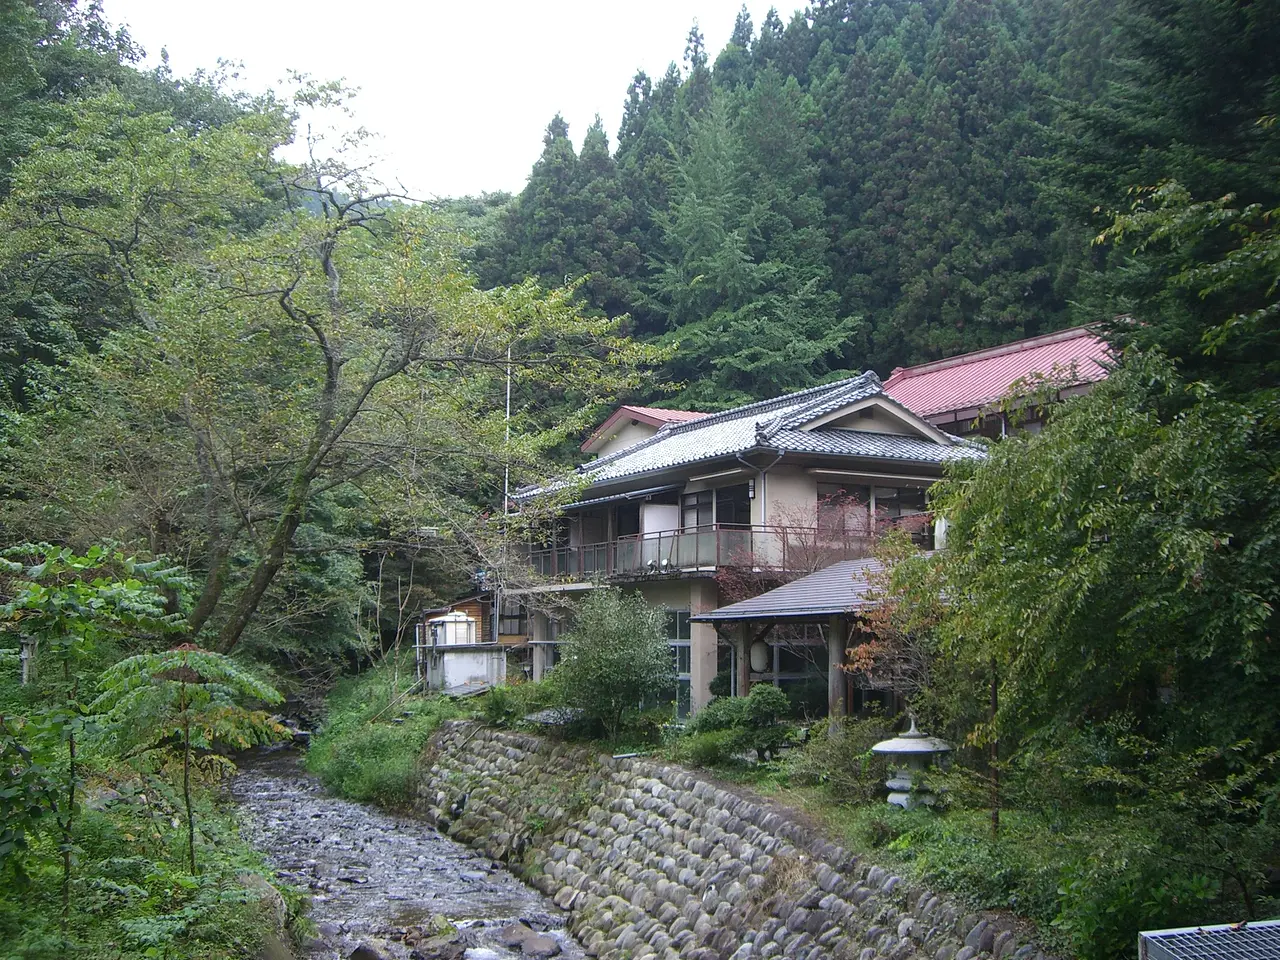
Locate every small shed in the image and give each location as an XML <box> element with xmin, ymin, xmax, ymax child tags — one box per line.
<box><xmin>415</xmin><ymin>611</ymin><xmax>506</xmax><ymax>693</ymax></box>
<box><xmin>690</xmin><ymin>557</ymin><xmax>887</xmax><ymax>718</ymax></box>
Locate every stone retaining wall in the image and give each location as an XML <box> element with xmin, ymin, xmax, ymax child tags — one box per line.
<box><xmin>415</xmin><ymin>722</ymin><xmax>1054</xmax><ymax>960</ymax></box>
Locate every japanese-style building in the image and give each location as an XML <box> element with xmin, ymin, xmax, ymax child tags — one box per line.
<box><xmin>491</xmin><ymin>325</ymin><xmax>1114</xmax><ymax>717</ymax></box>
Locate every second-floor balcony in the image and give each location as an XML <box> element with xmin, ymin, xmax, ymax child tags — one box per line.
<box><xmin>529</xmin><ymin>519</ymin><xmax>933</xmax><ymax>582</ymax></box>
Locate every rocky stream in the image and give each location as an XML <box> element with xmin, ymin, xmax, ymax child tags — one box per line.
<box><xmin>232</xmin><ymin>750</ymin><xmax>586</xmax><ymax>960</ymax></box>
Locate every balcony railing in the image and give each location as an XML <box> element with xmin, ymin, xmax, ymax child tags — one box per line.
<box><xmin>528</xmin><ymin>519</ymin><xmax>932</xmax><ymax>581</ymax></box>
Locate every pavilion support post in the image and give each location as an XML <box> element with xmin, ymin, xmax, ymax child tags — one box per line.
<box><xmin>735</xmin><ymin>622</ymin><xmax>751</xmax><ymax>697</ymax></box>
<box><xmin>828</xmin><ymin>614</ymin><xmax>848</xmax><ymax>721</ymax></box>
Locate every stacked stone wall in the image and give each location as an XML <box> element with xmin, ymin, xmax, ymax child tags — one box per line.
<box><xmin>416</xmin><ymin>722</ymin><xmax>1054</xmax><ymax>960</ymax></box>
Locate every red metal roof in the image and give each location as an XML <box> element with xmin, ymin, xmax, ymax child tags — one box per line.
<box><xmin>882</xmin><ymin>326</ymin><xmax>1112</xmax><ymax>421</ymax></box>
<box><xmin>581</xmin><ymin>404</ymin><xmax>708</xmax><ymax>452</ymax></box>
<box><xmin>622</xmin><ymin>405</ymin><xmax>707</xmax><ymax>425</ymax></box>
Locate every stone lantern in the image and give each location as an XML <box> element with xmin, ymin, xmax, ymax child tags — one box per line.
<box><xmin>871</xmin><ymin>716</ymin><xmax>951</xmax><ymax>809</ymax></box>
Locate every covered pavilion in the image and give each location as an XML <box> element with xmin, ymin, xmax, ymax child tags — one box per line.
<box><xmin>690</xmin><ymin>556</ymin><xmax>887</xmax><ymax>718</ymax></box>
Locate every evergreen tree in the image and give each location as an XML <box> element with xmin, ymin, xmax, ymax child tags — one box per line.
<box><xmin>714</xmin><ymin>6</ymin><xmax>756</xmax><ymax>91</ymax></box>
<box><xmin>649</xmin><ymin>80</ymin><xmax>859</xmax><ymax>406</ymax></box>
<box><xmin>477</xmin><ymin>0</ymin><xmax>1117</xmax><ymax>397</ymax></box>
<box><xmin>1058</xmin><ymin>0</ymin><xmax>1280</xmax><ymax>394</ymax></box>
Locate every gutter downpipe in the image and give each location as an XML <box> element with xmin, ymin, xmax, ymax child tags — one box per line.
<box><xmin>737</xmin><ymin>449</ymin><xmax>785</xmax><ymax>527</ymax></box>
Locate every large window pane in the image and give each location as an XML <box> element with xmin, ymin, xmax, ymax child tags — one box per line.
<box><xmin>874</xmin><ymin>486</ymin><xmax>927</xmax><ymax>518</ymax></box>
<box><xmin>817</xmin><ymin>481</ymin><xmax>870</xmax><ymax>534</ymax></box>
<box><xmin>715</xmin><ymin>483</ymin><xmax>751</xmax><ymax>528</ymax></box>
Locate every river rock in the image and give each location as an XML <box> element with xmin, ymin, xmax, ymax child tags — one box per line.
<box><xmin>410</xmin><ymin>935</ymin><xmax>467</xmax><ymax>960</ymax></box>
<box><xmin>500</xmin><ymin>922</ymin><xmax>538</xmax><ymax>946</ymax></box>
<box><xmin>349</xmin><ymin>940</ymin><xmax>397</xmax><ymax>960</ymax></box>
<box><xmin>523</xmin><ymin>935</ymin><xmax>563</xmax><ymax>958</ymax></box>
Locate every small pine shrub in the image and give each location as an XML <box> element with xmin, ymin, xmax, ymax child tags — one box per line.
<box><xmin>686</xmin><ymin>695</ymin><xmax>748</xmax><ymax>734</ymax></box>
<box><xmin>681</xmin><ymin>685</ymin><xmax>796</xmax><ymax>763</ymax></box>
<box><xmin>674</xmin><ymin>729</ymin><xmax>739</xmax><ymax>767</ymax></box>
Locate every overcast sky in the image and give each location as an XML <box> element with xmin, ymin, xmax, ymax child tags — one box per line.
<box><xmin>102</xmin><ymin>1</ymin><xmax>780</xmax><ymax>200</ymax></box>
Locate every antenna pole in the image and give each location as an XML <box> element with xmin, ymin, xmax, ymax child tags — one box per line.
<box><xmin>503</xmin><ymin>344</ymin><xmax>512</xmax><ymax>515</ymax></box>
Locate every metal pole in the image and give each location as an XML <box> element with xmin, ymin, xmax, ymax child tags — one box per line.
<box><xmin>499</xmin><ymin>344</ymin><xmax>512</xmax><ymax>646</ymax></box>
<box><xmin>503</xmin><ymin>344</ymin><xmax>512</xmax><ymax>515</ymax></box>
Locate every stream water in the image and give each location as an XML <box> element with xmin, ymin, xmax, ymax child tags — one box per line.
<box><xmin>231</xmin><ymin>750</ymin><xmax>585</xmax><ymax>960</ymax></box>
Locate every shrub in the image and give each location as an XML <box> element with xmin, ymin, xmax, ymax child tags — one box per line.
<box><xmin>619</xmin><ymin>707</ymin><xmax>673</xmax><ymax>747</ymax></box>
<box><xmin>686</xmin><ymin>694</ymin><xmax>748</xmax><ymax>734</ymax></box>
<box><xmin>481</xmin><ymin>680</ymin><xmax>555</xmax><ymax>728</ymax></box>
<box><xmin>739</xmin><ymin>684</ymin><xmax>794</xmax><ymax>759</ymax></box>
<box><xmin>786</xmin><ymin>715</ymin><xmax>894</xmax><ymax>803</ymax></box>
<box><xmin>1053</xmin><ymin>832</ymin><xmax>1216</xmax><ymax>960</ymax></box>
<box><xmin>683</xmin><ymin>684</ymin><xmax>796</xmax><ymax>762</ymax></box>
<box><xmin>708</xmin><ymin>669</ymin><xmax>733</xmax><ymax>698</ymax></box>
<box><xmin>674</xmin><ymin>729</ymin><xmax>739</xmax><ymax>767</ymax></box>
<box><xmin>546</xmin><ymin>589</ymin><xmax>675</xmax><ymax>741</ymax></box>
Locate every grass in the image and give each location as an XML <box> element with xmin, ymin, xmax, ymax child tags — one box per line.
<box><xmin>304</xmin><ymin>656</ymin><xmax>469</xmax><ymax>807</ymax></box>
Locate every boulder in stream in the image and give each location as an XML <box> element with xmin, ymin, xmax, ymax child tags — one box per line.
<box><xmin>522</xmin><ymin>935</ymin><xmax>562</xmax><ymax>958</ymax></box>
<box><xmin>498</xmin><ymin>922</ymin><xmax>537</xmax><ymax>947</ymax></box>
<box><xmin>348</xmin><ymin>940</ymin><xmax>397</xmax><ymax>960</ymax></box>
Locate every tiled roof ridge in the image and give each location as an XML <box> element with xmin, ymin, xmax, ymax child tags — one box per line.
<box><xmin>883</xmin><ymin>325</ymin><xmax>1104</xmax><ymax>384</ymax></box>
<box><xmin>581</xmin><ymin>371</ymin><xmax>881</xmax><ymax>472</ymax></box>
<box><xmin>776</xmin><ymin>376</ymin><xmax>887</xmax><ymax>431</ymax></box>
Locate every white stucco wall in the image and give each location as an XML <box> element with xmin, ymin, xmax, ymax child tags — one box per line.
<box><xmin>763</xmin><ymin>465</ymin><xmax>817</xmax><ymax>527</ymax></box>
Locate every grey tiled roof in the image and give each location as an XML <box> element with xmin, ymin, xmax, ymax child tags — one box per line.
<box><xmin>519</xmin><ymin>372</ymin><xmax>983</xmax><ymax>498</ymax></box>
<box><xmin>690</xmin><ymin>557</ymin><xmax>885</xmax><ymax>621</ymax></box>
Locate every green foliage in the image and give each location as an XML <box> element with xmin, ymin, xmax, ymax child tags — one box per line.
<box><xmin>0</xmin><ymin>543</ymin><xmax>190</xmax><ymax>686</ymax></box>
<box><xmin>478</xmin><ymin>0</ymin><xmax>1105</xmax><ymax>397</ymax></box>
<box><xmin>682</xmin><ymin>684</ymin><xmax>796</xmax><ymax>762</ymax></box>
<box><xmin>546</xmin><ymin>589</ymin><xmax>676</xmax><ymax>741</ymax></box>
<box><xmin>926</xmin><ymin>354</ymin><xmax>1280</xmax><ymax>747</ymax></box>
<box><xmin>0</xmin><ymin>64</ymin><xmax>661</xmax><ymax>677</ymax></box>
<box><xmin>673</xmin><ymin>728</ymin><xmax>739</xmax><ymax>767</ymax></box>
<box><xmin>784</xmin><ymin>715</ymin><xmax>894</xmax><ymax>804</ymax></box>
<box><xmin>684</xmin><ymin>693</ymin><xmax>747</xmax><ymax>733</ymax></box>
<box><xmin>480</xmin><ymin>680</ymin><xmax>555</xmax><ymax>728</ymax></box>
<box><xmin>0</xmin><ymin>781</ymin><xmax>295</xmax><ymax>960</ymax></box>
<box><xmin>305</xmin><ymin>658</ymin><xmax>466</xmax><ymax>807</ymax></box>
<box><xmin>1058</xmin><ymin>0</ymin><xmax>1280</xmax><ymax>395</ymax></box>
<box><xmin>89</xmin><ymin>646</ymin><xmax>286</xmax><ymax>874</ymax></box>
<box><xmin>0</xmin><ymin>541</ymin><xmax>294</xmax><ymax>958</ymax></box>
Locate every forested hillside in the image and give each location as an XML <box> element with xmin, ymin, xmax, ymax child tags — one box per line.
<box><xmin>468</xmin><ymin>0</ymin><xmax>1115</xmax><ymax>407</ymax></box>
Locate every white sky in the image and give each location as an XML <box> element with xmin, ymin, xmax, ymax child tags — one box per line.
<box><xmin>102</xmin><ymin>0</ymin><xmax>780</xmax><ymax>200</ymax></box>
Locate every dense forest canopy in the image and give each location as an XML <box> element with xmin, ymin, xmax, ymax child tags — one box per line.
<box><xmin>466</xmin><ymin>0</ymin><xmax>1121</xmax><ymax>406</ymax></box>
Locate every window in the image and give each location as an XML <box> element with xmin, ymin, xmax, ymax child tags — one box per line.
<box><xmin>715</xmin><ymin>483</ymin><xmax>751</xmax><ymax>528</ymax></box>
<box><xmin>873</xmin><ymin>486</ymin><xmax>927</xmax><ymax>518</ymax></box>
<box><xmin>681</xmin><ymin>490</ymin><xmax>712</xmax><ymax>530</ymax></box>
<box><xmin>874</xmin><ymin>486</ymin><xmax>933</xmax><ymax>548</ymax></box>
<box><xmin>817</xmin><ymin>481</ymin><xmax>870</xmax><ymax>534</ymax></box>
<box><xmin>666</xmin><ymin>610</ymin><xmax>693</xmax><ymax>718</ymax></box>
<box><xmin>498</xmin><ymin>599</ymin><xmax>527</xmax><ymax>637</ymax></box>
<box><xmin>540</xmin><ymin>615</ymin><xmax>568</xmax><ymax>673</ymax></box>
